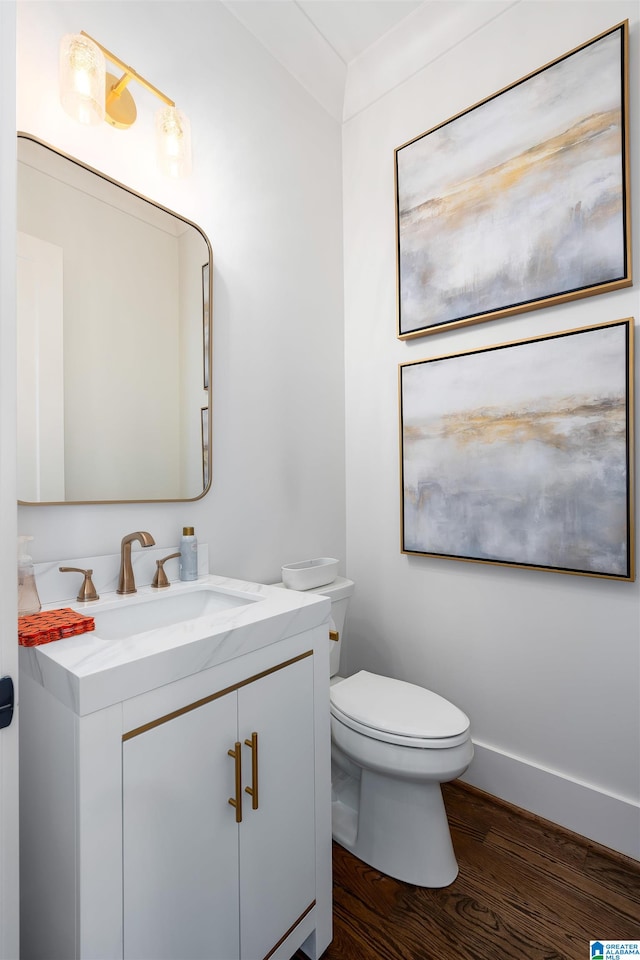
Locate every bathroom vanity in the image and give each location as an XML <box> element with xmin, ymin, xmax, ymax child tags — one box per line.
<box><xmin>19</xmin><ymin>574</ymin><xmax>332</xmax><ymax>960</ymax></box>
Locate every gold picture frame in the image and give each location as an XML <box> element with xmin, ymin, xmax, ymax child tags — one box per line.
<box><xmin>399</xmin><ymin>318</ymin><xmax>635</xmax><ymax>580</ymax></box>
<box><xmin>395</xmin><ymin>21</ymin><xmax>631</xmax><ymax>339</ymax></box>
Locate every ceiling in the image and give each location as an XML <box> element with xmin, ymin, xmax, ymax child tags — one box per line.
<box><xmin>222</xmin><ymin>1</ymin><xmax>511</xmax><ymax>122</ymax></box>
<box><xmin>222</xmin><ymin>0</ymin><xmax>429</xmax><ymax>120</ymax></box>
<box><xmin>293</xmin><ymin>0</ymin><xmax>423</xmax><ymax>63</ymax></box>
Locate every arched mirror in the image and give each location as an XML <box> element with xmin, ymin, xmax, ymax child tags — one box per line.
<box><xmin>17</xmin><ymin>133</ymin><xmax>212</xmax><ymax>504</ymax></box>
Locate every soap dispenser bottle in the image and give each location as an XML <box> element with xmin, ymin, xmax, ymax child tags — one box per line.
<box><xmin>18</xmin><ymin>536</ymin><xmax>41</xmax><ymax>616</ymax></box>
<box><xmin>179</xmin><ymin>527</ymin><xmax>198</xmax><ymax>581</ymax></box>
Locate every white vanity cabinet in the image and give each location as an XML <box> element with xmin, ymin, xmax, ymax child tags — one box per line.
<box><xmin>123</xmin><ymin>653</ymin><xmax>316</xmax><ymax>960</ymax></box>
<box><xmin>19</xmin><ymin>577</ymin><xmax>332</xmax><ymax>960</ymax></box>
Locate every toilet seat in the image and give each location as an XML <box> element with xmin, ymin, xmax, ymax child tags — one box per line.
<box><xmin>330</xmin><ymin>671</ymin><xmax>470</xmax><ymax>749</ymax></box>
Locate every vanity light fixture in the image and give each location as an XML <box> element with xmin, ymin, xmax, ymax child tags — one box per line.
<box><xmin>59</xmin><ymin>31</ymin><xmax>192</xmax><ymax>178</ymax></box>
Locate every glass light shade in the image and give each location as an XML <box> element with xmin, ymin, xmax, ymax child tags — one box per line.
<box><xmin>156</xmin><ymin>106</ymin><xmax>192</xmax><ymax>178</ymax></box>
<box><xmin>59</xmin><ymin>34</ymin><xmax>106</xmax><ymax>126</ymax></box>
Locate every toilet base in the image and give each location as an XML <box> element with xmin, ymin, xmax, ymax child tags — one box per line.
<box><xmin>331</xmin><ymin>762</ymin><xmax>459</xmax><ymax>888</ymax></box>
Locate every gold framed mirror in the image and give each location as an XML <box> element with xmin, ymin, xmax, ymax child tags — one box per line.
<box><xmin>17</xmin><ymin>134</ymin><xmax>212</xmax><ymax>504</ymax></box>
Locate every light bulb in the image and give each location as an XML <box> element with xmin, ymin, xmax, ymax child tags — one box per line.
<box><xmin>59</xmin><ymin>34</ymin><xmax>105</xmax><ymax>126</ymax></box>
<box><xmin>156</xmin><ymin>105</ymin><xmax>192</xmax><ymax>178</ymax></box>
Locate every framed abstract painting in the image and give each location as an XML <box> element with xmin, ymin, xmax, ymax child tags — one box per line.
<box><xmin>395</xmin><ymin>21</ymin><xmax>631</xmax><ymax>339</ymax></box>
<box><xmin>399</xmin><ymin>318</ymin><xmax>634</xmax><ymax>580</ymax></box>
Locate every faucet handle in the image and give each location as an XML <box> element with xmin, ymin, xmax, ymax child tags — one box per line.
<box><xmin>152</xmin><ymin>553</ymin><xmax>181</xmax><ymax>590</ymax></box>
<box><xmin>59</xmin><ymin>567</ymin><xmax>100</xmax><ymax>602</ymax></box>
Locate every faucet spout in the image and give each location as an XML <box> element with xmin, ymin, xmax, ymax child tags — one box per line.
<box><xmin>117</xmin><ymin>531</ymin><xmax>156</xmax><ymax>595</ymax></box>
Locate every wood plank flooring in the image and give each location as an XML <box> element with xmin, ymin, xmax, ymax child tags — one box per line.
<box><xmin>302</xmin><ymin>781</ymin><xmax>640</xmax><ymax>960</ymax></box>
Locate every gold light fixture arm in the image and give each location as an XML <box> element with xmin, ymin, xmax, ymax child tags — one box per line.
<box><xmin>108</xmin><ymin>72</ymin><xmax>135</xmax><ymax>102</ymax></box>
<box><xmin>81</xmin><ymin>31</ymin><xmax>174</xmax><ymax>107</ymax></box>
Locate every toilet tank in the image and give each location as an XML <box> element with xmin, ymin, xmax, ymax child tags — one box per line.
<box><xmin>303</xmin><ymin>577</ymin><xmax>354</xmax><ymax>677</ymax></box>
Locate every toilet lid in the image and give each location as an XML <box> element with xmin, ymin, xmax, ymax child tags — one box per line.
<box><xmin>330</xmin><ymin>671</ymin><xmax>470</xmax><ymax>739</ymax></box>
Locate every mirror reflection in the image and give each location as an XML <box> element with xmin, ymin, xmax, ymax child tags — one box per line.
<box><xmin>17</xmin><ymin>134</ymin><xmax>212</xmax><ymax>504</ymax></box>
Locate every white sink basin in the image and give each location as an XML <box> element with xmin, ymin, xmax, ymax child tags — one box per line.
<box><xmin>22</xmin><ymin>573</ymin><xmax>331</xmax><ymax>717</ymax></box>
<box><xmin>91</xmin><ymin>586</ymin><xmax>257</xmax><ymax>641</ymax></box>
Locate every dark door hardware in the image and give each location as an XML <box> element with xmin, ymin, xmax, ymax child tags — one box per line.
<box><xmin>0</xmin><ymin>677</ymin><xmax>14</xmax><ymax>729</ymax></box>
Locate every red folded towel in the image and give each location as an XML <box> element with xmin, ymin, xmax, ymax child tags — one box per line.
<box><xmin>18</xmin><ymin>608</ymin><xmax>95</xmax><ymax>647</ymax></box>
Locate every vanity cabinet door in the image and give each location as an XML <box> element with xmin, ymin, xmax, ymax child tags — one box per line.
<box><xmin>238</xmin><ymin>653</ymin><xmax>316</xmax><ymax>960</ymax></box>
<box><xmin>122</xmin><ymin>693</ymin><xmax>240</xmax><ymax>960</ymax></box>
<box><xmin>122</xmin><ymin>651</ymin><xmax>317</xmax><ymax>960</ymax></box>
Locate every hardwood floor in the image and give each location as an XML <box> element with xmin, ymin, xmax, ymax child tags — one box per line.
<box><xmin>303</xmin><ymin>781</ymin><xmax>640</xmax><ymax>960</ymax></box>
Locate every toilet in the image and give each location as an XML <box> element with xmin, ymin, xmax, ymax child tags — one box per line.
<box><xmin>304</xmin><ymin>576</ymin><xmax>473</xmax><ymax>888</ymax></box>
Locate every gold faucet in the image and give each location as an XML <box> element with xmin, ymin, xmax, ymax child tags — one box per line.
<box><xmin>117</xmin><ymin>531</ymin><xmax>155</xmax><ymax>595</ymax></box>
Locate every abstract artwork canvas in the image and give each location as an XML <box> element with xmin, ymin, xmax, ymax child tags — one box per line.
<box><xmin>400</xmin><ymin>319</ymin><xmax>634</xmax><ymax>580</ymax></box>
<box><xmin>395</xmin><ymin>21</ymin><xmax>630</xmax><ymax>339</ymax></box>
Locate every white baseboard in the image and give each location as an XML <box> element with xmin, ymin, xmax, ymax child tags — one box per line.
<box><xmin>461</xmin><ymin>740</ymin><xmax>640</xmax><ymax>862</ymax></box>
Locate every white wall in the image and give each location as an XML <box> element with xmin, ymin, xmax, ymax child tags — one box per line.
<box><xmin>16</xmin><ymin>1</ymin><xmax>346</xmax><ymax>582</ymax></box>
<box><xmin>343</xmin><ymin>0</ymin><xmax>640</xmax><ymax>858</ymax></box>
<box><xmin>0</xmin><ymin>1</ymin><xmax>20</xmax><ymax>953</ymax></box>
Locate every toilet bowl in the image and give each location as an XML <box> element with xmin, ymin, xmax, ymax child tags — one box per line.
<box><xmin>300</xmin><ymin>576</ymin><xmax>474</xmax><ymax>888</ymax></box>
<box><xmin>330</xmin><ymin>669</ymin><xmax>472</xmax><ymax>887</ymax></box>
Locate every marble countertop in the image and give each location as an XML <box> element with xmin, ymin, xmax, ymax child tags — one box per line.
<box><xmin>19</xmin><ymin>574</ymin><xmax>330</xmax><ymax>717</ymax></box>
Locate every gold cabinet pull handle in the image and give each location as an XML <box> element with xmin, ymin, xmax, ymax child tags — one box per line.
<box><xmin>228</xmin><ymin>742</ymin><xmax>242</xmax><ymax>822</ymax></box>
<box><xmin>244</xmin><ymin>732</ymin><xmax>259</xmax><ymax>810</ymax></box>
<box><xmin>329</xmin><ymin>629</ymin><xmax>339</xmax><ymax>642</ymax></box>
